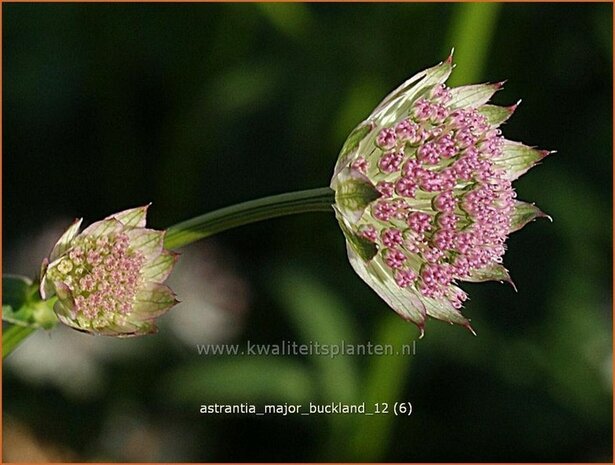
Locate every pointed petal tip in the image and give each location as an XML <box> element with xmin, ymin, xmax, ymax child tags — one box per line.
<box><xmin>509</xmin><ymin>99</ymin><xmax>522</xmax><ymax>112</ymax></box>
<box><xmin>502</xmin><ymin>276</ymin><xmax>518</xmax><ymax>293</ymax></box>
<box><xmin>407</xmin><ymin>317</ymin><xmax>426</xmax><ymax>338</ymax></box>
<box><xmin>132</xmin><ymin>203</ymin><xmax>152</xmax><ymax>212</ymax></box>
<box><xmin>445</xmin><ymin>48</ymin><xmax>455</xmax><ymax>64</ymax></box>
<box><xmin>495</xmin><ymin>80</ymin><xmax>507</xmax><ymax>89</ymax></box>
<box><xmin>534</xmin><ymin>205</ymin><xmax>553</xmax><ymax>222</ymax></box>
<box><xmin>464</xmin><ymin>322</ymin><xmax>477</xmax><ymax>336</ymax></box>
<box><xmin>170</xmin><ymin>288</ymin><xmax>181</xmax><ymax>305</ymax></box>
<box><xmin>497</xmin><ymin>266</ymin><xmax>518</xmax><ymax>292</ymax></box>
<box><xmin>539</xmin><ymin>149</ymin><xmax>557</xmax><ymax>159</ymax></box>
<box><xmin>140</xmin><ymin>203</ymin><xmax>152</xmax><ymax>216</ymax></box>
<box><xmin>533</xmin><ymin>205</ymin><xmax>552</xmax><ymax>220</ymax></box>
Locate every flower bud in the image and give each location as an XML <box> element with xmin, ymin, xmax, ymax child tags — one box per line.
<box><xmin>40</xmin><ymin>205</ymin><xmax>178</xmax><ymax>336</ymax></box>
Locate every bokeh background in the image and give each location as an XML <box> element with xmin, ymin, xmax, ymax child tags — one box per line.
<box><xmin>3</xmin><ymin>2</ymin><xmax>612</xmax><ymax>462</ymax></box>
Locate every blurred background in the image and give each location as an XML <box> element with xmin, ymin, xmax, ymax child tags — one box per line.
<box><xmin>3</xmin><ymin>2</ymin><xmax>612</xmax><ymax>462</ymax></box>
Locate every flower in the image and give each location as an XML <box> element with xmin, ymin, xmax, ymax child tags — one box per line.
<box><xmin>40</xmin><ymin>205</ymin><xmax>179</xmax><ymax>336</ymax></box>
<box><xmin>330</xmin><ymin>55</ymin><xmax>552</xmax><ymax>336</ymax></box>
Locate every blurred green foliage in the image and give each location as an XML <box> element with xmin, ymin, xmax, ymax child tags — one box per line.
<box><xmin>3</xmin><ymin>3</ymin><xmax>612</xmax><ymax>462</ymax></box>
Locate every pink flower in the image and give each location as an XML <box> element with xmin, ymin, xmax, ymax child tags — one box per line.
<box><xmin>330</xmin><ymin>54</ymin><xmax>552</xmax><ymax>336</ymax></box>
<box><xmin>40</xmin><ymin>205</ymin><xmax>178</xmax><ymax>336</ymax></box>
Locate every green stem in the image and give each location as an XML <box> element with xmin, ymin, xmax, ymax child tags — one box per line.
<box><xmin>346</xmin><ymin>314</ymin><xmax>416</xmax><ymax>461</ymax></box>
<box><xmin>164</xmin><ymin>187</ymin><xmax>335</xmax><ymax>250</ymax></box>
<box><xmin>3</xmin><ymin>325</ymin><xmax>36</xmax><ymax>360</ymax></box>
<box><xmin>445</xmin><ymin>3</ymin><xmax>502</xmax><ymax>86</ymax></box>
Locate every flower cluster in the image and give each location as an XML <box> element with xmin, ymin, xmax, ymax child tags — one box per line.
<box><xmin>331</xmin><ymin>55</ymin><xmax>551</xmax><ymax>335</ymax></box>
<box><xmin>40</xmin><ymin>206</ymin><xmax>178</xmax><ymax>336</ymax></box>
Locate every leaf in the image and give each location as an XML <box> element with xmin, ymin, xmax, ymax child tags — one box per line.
<box><xmin>3</xmin><ymin>325</ymin><xmax>37</xmax><ymax>359</ymax></box>
<box><xmin>2</xmin><ymin>304</ymin><xmax>34</xmax><ymax>327</ymax></box>
<box><xmin>510</xmin><ymin>200</ymin><xmax>552</xmax><ymax>233</ymax></box>
<box><xmin>495</xmin><ymin>139</ymin><xmax>551</xmax><ymax>181</ymax></box>
<box><xmin>449</xmin><ymin>82</ymin><xmax>503</xmax><ymax>109</ymax></box>
<box><xmin>3</xmin><ymin>275</ymin><xmax>34</xmax><ymax>310</ymax></box>
<box><xmin>2</xmin><ymin>275</ymin><xmax>58</xmax><ymax>329</ymax></box>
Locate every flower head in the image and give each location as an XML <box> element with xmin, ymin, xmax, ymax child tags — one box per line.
<box><xmin>331</xmin><ymin>55</ymin><xmax>552</xmax><ymax>336</ymax></box>
<box><xmin>40</xmin><ymin>205</ymin><xmax>179</xmax><ymax>336</ymax></box>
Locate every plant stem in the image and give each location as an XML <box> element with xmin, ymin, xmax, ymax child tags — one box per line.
<box><xmin>346</xmin><ymin>314</ymin><xmax>416</xmax><ymax>461</ymax></box>
<box><xmin>445</xmin><ymin>2</ymin><xmax>501</xmax><ymax>86</ymax></box>
<box><xmin>164</xmin><ymin>187</ymin><xmax>335</xmax><ymax>250</ymax></box>
<box><xmin>3</xmin><ymin>325</ymin><xmax>36</xmax><ymax>360</ymax></box>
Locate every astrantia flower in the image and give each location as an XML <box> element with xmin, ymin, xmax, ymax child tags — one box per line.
<box><xmin>40</xmin><ymin>206</ymin><xmax>179</xmax><ymax>336</ymax></box>
<box><xmin>331</xmin><ymin>55</ymin><xmax>552</xmax><ymax>335</ymax></box>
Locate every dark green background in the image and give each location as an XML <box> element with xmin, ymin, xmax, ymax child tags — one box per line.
<box><xmin>3</xmin><ymin>3</ymin><xmax>612</xmax><ymax>462</ymax></box>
